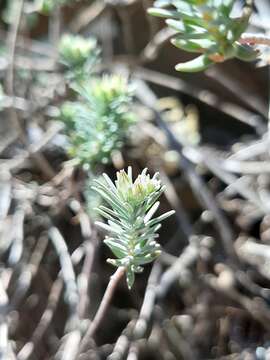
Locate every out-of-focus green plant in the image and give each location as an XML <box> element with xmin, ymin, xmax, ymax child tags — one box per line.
<box><xmin>148</xmin><ymin>0</ymin><xmax>258</xmax><ymax>72</ymax></box>
<box><xmin>2</xmin><ymin>0</ymin><xmax>19</xmax><ymax>24</ymax></box>
<box><xmin>59</xmin><ymin>34</ymin><xmax>100</xmax><ymax>80</ymax></box>
<box><xmin>38</xmin><ymin>0</ymin><xmax>75</xmax><ymax>14</ymax></box>
<box><xmin>92</xmin><ymin>167</ymin><xmax>175</xmax><ymax>289</ymax></box>
<box><xmin>60</xmin><ymin>75</ymin><xmax>135</xmax><ymax>169</ymax></box>
<box><xmin>84</xmin><ymin>175</ymin><xmax>103</xmax><ymax>220</ymax></box>
<box><xmin>2</xmin><ymin>0</ymin><xmax>38</xmax><ymax>28</ymax></box>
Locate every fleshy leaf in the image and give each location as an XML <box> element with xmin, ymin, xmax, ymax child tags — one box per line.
<box><xmin>175</xmin><ymin>54</ymin><xmax>214</xmax><ymax>72</ymax></box>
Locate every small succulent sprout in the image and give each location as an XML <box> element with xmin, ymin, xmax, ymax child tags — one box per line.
<box><xmin>148</xmin><ymin>0</ymin><xmax>259</xmax><ymax>72</ymax></box>
<box><xmin>92</xmin><ymin>168</ymin><xmax>175</xmax><ymax>289</ymax></box>
<box><xmin>59</xmin><ymin>34</ymin><xmax>100</xmax><ymax>79</ymax></box>
<box><xmin>59</xmin><ymin>75</ymin><xmax>135</xmax><ymax>168</ymax></box>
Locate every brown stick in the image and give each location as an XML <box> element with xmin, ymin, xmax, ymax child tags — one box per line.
<box><xmin>239</xmin><ymin>33</ymin><xmax>270</xmax><ymax>46</ymax></box>
<box><xmin>79</xmin><ymin>266</ymin><xmax>126</xmax><ymax>355</ymax></box>
<box><xmin>5</xmin><ymin>0</ymin><xmax>25</xmax><ymax>140</ymax></box>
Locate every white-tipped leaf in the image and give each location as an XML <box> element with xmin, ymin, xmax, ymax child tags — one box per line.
<box><xmin>144</xmin><ymin>201</ymin><xmax>160</xmax><ymax>223</ymax></box>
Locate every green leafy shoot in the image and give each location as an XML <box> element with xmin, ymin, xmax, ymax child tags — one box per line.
<box><xmin>59</xmin><ymin>75</ymin><xmax>135</xmax><ymax>169</ymax></box>
<box><xmin>59</xmin><ymin>34</ymin><xmax>100</xmax><ymax>80</ymax></box>
<box><xmin>148</xmin><ymin>0</ymin><xmax>259</xmax><ymax>72</ymax></box>
<box><xmin>92</xmin><ymin>167</ymin><xmax>175</xmax><ymax>289</ymax></box>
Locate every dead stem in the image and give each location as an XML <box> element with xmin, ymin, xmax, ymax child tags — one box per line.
<box><xmin>79</xmin><ymin>266</ymin><xmax>126</xmax><ymax>355</ymax></box>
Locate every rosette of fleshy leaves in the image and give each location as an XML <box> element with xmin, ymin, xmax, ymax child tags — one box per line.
<box><xmin>92</xmin><ymin>168</ymin><xmax>175</xmax><ymax>289</ymax></box>
<box><xmin>60</xmin><ymin>75</ymin><xmax>135</xmax><ymax>169</ymax></box>
<box><xmin>59</xmin><ymin>34</ymin><xmax>100</xmax><ymax>80</ymax></box>
<box><xmin>148</xmin><ymin>0</ymin><xmax>259</xmax><ymax>72</ymax></box>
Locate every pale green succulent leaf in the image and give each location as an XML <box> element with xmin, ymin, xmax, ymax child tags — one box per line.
<box><xmin>175</xmin><ymin>54</ymin><xmax>214</xmax><ymax>72</ymax></box>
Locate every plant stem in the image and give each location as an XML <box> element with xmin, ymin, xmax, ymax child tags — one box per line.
<box><xmin>5</xmin><ymin>0</ymin><xmax>25</xmax><ymax>139</ymax></box>
<box><xmin>79</xmin><ymin>266</ymin><xmax>126</xmax><ymax>355</ymax></box>
<box><xmin>240</xmin><ymin>33</ymin><xmax>270</xmax><ymax>47</ymax></box>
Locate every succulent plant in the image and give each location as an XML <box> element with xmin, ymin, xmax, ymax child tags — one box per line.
<box><xmin>59</xmin><ymin>34</ymin><xmax>100</xmax><ymax>80</ymax></box>
<box><xmin>60</xmin><ymin>75</ymin><xmax>135</xmax><ymax>168</ymax></box>
<box><xmin>148</xmin><ymin>0</ymin><xmax>258</xmax><ymax>72</ymax></box>
<box><xmin>92</xmin><ymin>168</ymin><xmax>175</xmax><ymax>289</ymax></box>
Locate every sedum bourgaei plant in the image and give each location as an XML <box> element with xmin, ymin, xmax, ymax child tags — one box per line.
<box><xmin>59</xmin><ymin>34</ymin><xmax>100</xmax><ymax>80</ymax></box>
<box><xmin>60</xmin><ymin>75</ymin><xmax>135</xmax><ymax>169</ymax></box>
<box><xmin>148</xmin><ymin>0</ymin><xmax>258</xmax><ymax>72</ymax></box>
<box><xmin>92</xmin><ymin>167</ymin><xmax>175</xmax><ymax>289</ymax></box>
